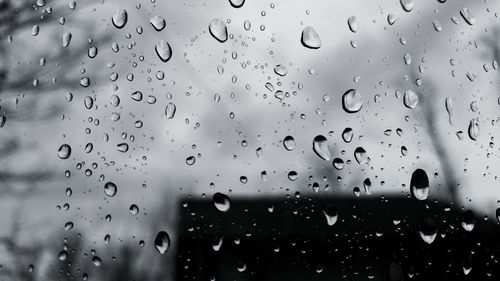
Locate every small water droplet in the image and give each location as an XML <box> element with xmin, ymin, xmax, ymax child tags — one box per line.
<box><xmin>460</xmin><ymin>8</ymin><xmax>475</xmax><ymax>25</ymax></box>
<box><xmin>117</xmin><ymin>143</ymin><xmax>129</xmax><ymax>152</ymax></box>
<box><xmin>229</xmin><ymin>0</ymin><xmax>245</xmax><ymax>8</ymax></box>
<box><xmin>468</xmin><ymin>119</ymin><xmax>479</xmax><ymax>141</ymax></box>
<box><xmin>354</xmin><ymin>147</ymin><xmax>368</xmax><ymax>165</ymax></box>
<box><xmin>322</xmin><ymin>206</ymin><xmax>338</xmax><ymax>226</ymax></box>
<box><xmin>461</xmin><ymin>210</ymin><xmax>475</xmax><ymax>231</ymax></box>
<box><xmin>403</xmin><ymin>90</ymin><xmax>419</xmax><ymax>109</ymax></box>
<box><xmin>418</xmin><ymin>216</ymin><xmax>437</xmax><ymax>244</ymax></box>
<box><xmin>165</xmin><ymin>103</ymin><xmax>176</xmax><ymax>119</ymax></box>
<box><xmin>62</xmin><ymin>32</ymin><xmax>72</xmax><ymax>47</ymax></box>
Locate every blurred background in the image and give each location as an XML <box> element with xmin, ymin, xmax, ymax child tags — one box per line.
<box><xmin>0</xmin><ymin>0</ymin><xmax>500</xmax><ymax>280</ymax></box>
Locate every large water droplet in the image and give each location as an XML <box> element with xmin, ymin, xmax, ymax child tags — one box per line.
<box><xmin>322</xmin><ymin>206</ymin><xmax>338</xmax><ymax>226</ymax></box>
<box><xmin>400</xmin><ymin>0</ymin><xmax>414</xmax><ymax>12</ymax></box>
<box><xmin>342</xmin><ymin>128</ymin><xmax>353</xmax><ymax>143</ymax></box>
<box><xmin>165</xmin><ymin>103</ymin><xmax>176</xmax><ymax>119</ymax></box>
<box><xmin>461</xmin><ymin>210</ymin><xmax>475</xmax><ymax>232</ymax></box>
<box><xmin>228</xmin><ymin>0</ymin><xmax>245</xmax><ymax>8</ymax></box>
<box><xmin>460</xmin><ymin>8</ymin><xmax>475</xmax><ymax>25</ymax></box>
<box><xmin>84</xmin><ymin>96</ymin><xmax>93</xmax><ymax>109</ymax></box>
<box><xmin>58</xmin><ymin>144</ymin><xmax>71</xmax><ymax>159</ymax></box>
<box><xmin>301</xmin><ymin>26</ymin><xmax>321</xmax><ymax>49</ymax></box>
<box><xmin>468</xmin><ymin>119</ymin><xmax>479</xmax><ymax>141</ymax></box>
<box><xmin>155</xmin><ymin>40</ymin><xmax>172</xmax><ymax>62</ymax></box>
<box><xmin>354</xmin><ymin>147</ymin><xmax>368</xmax><ymax>164</ymax></box>
<box><xmin>154</xmin><ymin>231</ymin><xmax>171</xmax><ymax>254</ymax></box>
<box><xmin>150</xmin><ymin>16</ymin><xmax>166</xmax><ymax>31</ymax></box>
<box><xmin>342</xmin><ymin>89</ymin><xmax>363</xmax><ymax>113</ymax></box>
<box><xmin>312</xmin><ymin>135</ymin><xmax>331</xmax><ymax>161</ymax></box>
<box><xmin>213</xmin><ymin>192</ymin><xmax>231</xmax><ymax>212</ymax></box>
<box><xmin>283</xmin><ymin>136</ymin><xmax>295</xmax><ymax>151</ymax></box>
<box><xmin>112</xmin><ymin>9</ymin><xmax>128</xmax><ymax>29</ymax></box>
<box><xmin>410</xmin><ymin>169</ymin><xmax>429</xmax><ymax>200</ymax></box>
<box><xmin>209</xmin><ymin>19</ymin><xmax>228</xmax><ymax>43</ymax></box>
<box><xmin>347</xmin><ymin>16</ymin><xmax>358</xmax><ymax>33</ymax></box>
<box><xmin>117</xmin><ymin>143</ymin><xmax>129</xmax><ymax>152</ymax></box>
<box><xmin>403</xmin><ymin>90</ymin><xmax>418</xmax><ymax>109</ymax></box>
<box><xmin>104</xmin><ymin>182</ymin><xmax>117</xmax><ymax>197</ymax></box>
<box><xmin>418</xmin><ymin>216</ymin><xmax>437</xmax><ymax>244</ymax></box>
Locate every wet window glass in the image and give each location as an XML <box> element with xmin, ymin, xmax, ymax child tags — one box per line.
<box><xmin>1</xmin><ymin>0</ymin><xmax>500</xmax><ymax>280</ymax></box>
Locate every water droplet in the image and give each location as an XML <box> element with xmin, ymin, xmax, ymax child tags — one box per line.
<box><xmin>209</xmin><ymin>19</ymin><xmax>228</xmax><ymax>43</ymax></box>
<box><xmin>112</xmin><ymin>9</ymin><xmax>128</xmax><ymax>29</ymax></box>
<box><xmin>410</xmin><ymin>169</ymin><xmax>429</xmax><ymax>200</ymax></box>
<box><xmin>283</xmin><ymin>136</ymin><xmax>295</xmax><ymax>151</ymax></box>
<box><xmin>363</xmin><ymin>178</ymin><xmax>372</xmax><ymax>195</ymax></box>
<box><xmin>354</xmin><ymin>147</ymin><xmax>368</xmax><ymax>165</ymax></box>
<box><xmin>213</xmin><ymin>192</ymin><xmax>231</xmax><ymax>212</ymax></box>
<box><xmin>312</xmin><ymin>135</ymin><xmax>331</xmax><ymax>161</ymax></box>
<box><xmin>131</xmin><ymin>91</ymin><xmax>143</xmax><ymax>101</ymax></box>
<box><xmin>0</xmin><ymin>115</ymin><xmax>5</xmax><ymax>128</ymax></box>
<box><xmin>274</xmin><ymin>64</ymin><xmax>287</xmax><ymax>76</ymax></box>
<box><xmin>432</xmin><ymin>20</ymin><xmax>442</xmax><ymax>32</ymax></box>
<box><xmin>186</xmin><ymin>156</ymin><xmax>196</xmax><ymax>165</ymax></box>
<box><xmin>468</xmin><ymin>119</ymin><xmax>479</xmax><ymax>141</ymax></box>
<box><xmin>461</xmin><ymin>210</ymin><xmax>475</xmax><ymax>231</ymax></box>
<box><xmin>129</xmin><ymin>204</ymin><xmax>139</xmax><ymax>215</ymax></box>
<box><xmin>84</xmin><ymin>96</ymin><xmax>93</xmax><ymax>109</ymax></box>
<box><xmin>347</xmin><ymin>16</ymin><xmax>358</xmax><ymax>33</ymax></box>
<box><xmin>165</xmin><ymin>103</ymin><xmax>176</xmax><ymax>119</ymax></box>
<box><xmin>91</xmin><ymin>256</ymin><xmax>102</xmax><ymax>267</ymax></box>
<box><xmin>58</xmin><ymin>144</ymin><xmax>71</xmax><ymax>159</ymax></box>
<box><xmin>400</xmin><ymin>0</ymin><xmax>414</xmax><ymax>12</ymax></box>
<box><xmin>322</xmin><ymin>206</ymin><xmax>338</xmax><ymax>226</ymax></box>
<box><xmin>387</xmin><ymin>14</ymin><xmax>396</xmax><ymax>25</ymax></box>
<box><xmin>154</xmin><ymin>231</ymin><xmax>171</xmax><ymax>254</ymax></box>
<box><xmin>342</xmin><ymin>89</ymin><xmax>363</xmax><ymax>113</ymax></box>
<box><xmin>150</xmin><ymin>16</ymin><xmax>166</xmax><ymax>31</ymax></box>
<box><xmin>104</xmin><ymin>182</ymin><xmax>117</xmax><ymax>197</ymax></box>
<box><xmin>333</xmin><ymin>158</ymin><xmax>344</xmax><ymax>170</ymax></box>
<box><xmin>418</xmin><ymin>216</ymin><xmax>437</xmax><ymax>244</ymax></box>
<box><xmin>301</xmin><ymin>26</ymin><xmax>321</xmax><ymax>49</ymax></box>
<box><xmin>88</xmin><ymin>46</ymin><xmax>98</xmax><ymax>58</ymax></box>
<box><xmin>117</xmin><ymin>143</ymin><xmax>129</xmax><ymax>152</ymax></box>
<box><xmin>342</xmin><ymin>128</ymin><xmax>353</xmax><ymax>143</ymax></box>
<box><xmin>229</xmin><ymin>0</ymin><xmax>245</xmax><ymax>8</ymax></box>
<box><xmin>445</xmin><ymin>97</ymin><xmax>453</xmax><ymax>125</ymax></box>
<box><xmin>460</xmin><ymin>8</ymin><xmax>475</xmax><ymax>25</ymax></box>
<box><xmin>62</xmin><ymin>32</ymin><xmax>72</xmax><ymax>47</ymax></box>
<box><xmin>58</xmin><ymin>250</ymin><xmax>68</xmax><ymax>261</ymax></box>
<box><xmin>403</xmin><ymin>90</ymin><xmax>418</xmax><ymax>109</ymax></box>
<box><xmin>155</xmin><ymin>40</ymin><xmax>172</xmax><ymax>62</ymax></box>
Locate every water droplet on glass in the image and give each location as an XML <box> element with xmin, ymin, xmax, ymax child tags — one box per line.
<box><xmin>91</xmin><ymin>256</ymin><xmax>102</xmax><ymax>267</ymax></box>
<box><xmin>165</xmin><ymin>103</ymin><xmax>176</xmax><ymax>119</ymax></box>
<box><xmin>209</xmin><ymin>19</ymin><xmax>228</xmax><ymax>43</ymax></box>
<box><xmin>104</xmin><ymin>182</ymin><xmax>117</xmax><ymax>197</ymax></box>
<box><xmin>229</xmin><ymin>0</ymin><xmax>245</xmax><ymax>8</ymax></box>
<box><xmin>274</xmin><ymin>64</ymin><xmax>287</xmax><ymax>76</ymax></box>
<box><xmin>301</xmin><ymin>26</ymin><xmax>321</xmax><ymax>49</ymax></box>
<box><xmin>461</xmin><ymin>210</ymin><xmax>475</xmax><ymax>231</ymax></box>
<box><xmin>88</xmin><ymin>46</ymin><xmax>98</xmax><ymax>58</ymax></box>
<box><xmin>354</xmin><ymin>147</ymin><xmax>368</xmax><ymax>165</ymax></box>
<box><xmin>418</xmin><ymin>216</ymin><xmax>437</xmax><ymax>244</ymax></box>
<box><xmin>342</xmin><ymin>89</ymin><xmax>363</xmax><ymax>113</ymax></box>
<box><xmin>468</xmin><ymin>119</ymin><xmax>479</xmax><ymax>141</ymax></box>
<box><xmin>58</xmin><ymin>251</ymin><xmax>68</xmax><ymax>261</ymax></box>
<box><xmin>342</xmin><ymin>128</ymin><xmax>353</xmax><ymax>143</ymax></box>
<box><xmin>129</xmin><ymin>204</ymin><xmax>139</xmax><ymax>215</ymax></box>
<box><xmin>400</xmin><ymin>0</ymin><xmax>414</xmax><ymax>12</ymax></box>
<box><xmin>347</xmin><ymin>16</ymin><xmax>358</xmax><ymax>33</ymax></box>
<box><xmin>312</xmin><ymin>135</ymin><xmax>331</xmax><ymax>161</ymax></box>
<box><xmin>84</xmin><ymin>96</ymin><xmax>93</xmax><ymax>109</ymax></box>
<box><xmin>117</xmin><ymin>143</ymin><xmax>129</xmax><ymax>152</ymax></box>
<box><xmin>58</xmin><ymin>144</ymin><xmax>71</xmax><ymax>159</ymax></box>
<box><xmin>403</xmin><ymin>90</ymin><xmax>418</xmax><ymax>109</ymax></box>
<box><xmin>154</xmin><ymin>231</ymin><xmax>171</xmax><ymax>254</ymax></box>
<box><xmin>283</xmin><ymin>136</ymin><xmax>295</xmax><ymax>151</ymax></box>
<box><xmin>155</xmin><ymin>40</ymin><xmax>172</xmax><ymax>62</ymax></box>
<box><xmin>445</xmin><ymin>97</ymin><xmax>453</xmax><ymax>125</ymax></box>
<box><xmin>150</xmin><ymin>16</ymin><xmax>166</xmax><ymax>31</ymax></box>
<box><xmin>186</xmin><ymin>156</ymin><xmax>196</xmax><ymax>165</ymax></box>
<box><xmin>333</xmin><ymin>158</ymin><xmax>344</xmax><ymax>170</ymax></box>
<box><xmin>460</xmin><ymin>8</ymin><xmax>475</xmax><ymax>25</ymax></box>
<box><xmin>387</xmin><ymin>14</ymin><xmax>396</xmax><ymax>25</ymax></box>
<box><xmin>322</xmin><ymin>206</ymin><xmax>338</xmax><ymax>226</ymax></box>
<box><xmin>62</xmin><ymin>32</ymin><xmax>72</xmax><ymax>47</ymax></box>
<box><xmin>112</xmin><ymin>9</ymin><xmax>128</xmax><ymax>29</ymax></box>
<box><xmin>410</xmin><ymin>169</ymin><xmax>429</xmax><ymax>200</ymax></box>
<box><xmin>213</xmin><ymin>192</ymin><xmax>231</xmax><ymax>212</ymax></box>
